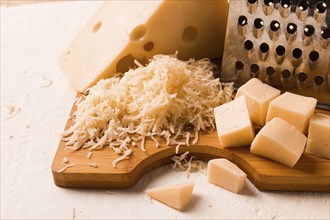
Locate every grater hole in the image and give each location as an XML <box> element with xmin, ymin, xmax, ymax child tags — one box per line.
<box><xmin>266</xmin><ymin>66</ymin><xmax>275</xmax><ymax>76</ymax></box>
<box><xmin>315</xmin><ymin>1</ymin><xmax>327</xmax><ymax>13</ymax></box>
<box><xmin>248</xmin><ymin>0</ymin><xmax>258</xmax><ymax>3</ymax></box>
<box><xmin>264</xmin><ymin>0</ymin><xmax>274</xmax><ymax>6</ymax></box>
<box><xmin>297</xmin><ymin>72</ymin><xmax>308</xmax><ymax>82</ymax></box>
<box><xmin>292</xmin><ymin>48</ymin><xmax>302</xmax><ymax>59</ymax></box>
<box><xmin>238</xmin><ymin>16</ymin><xmax>248</xmax><ymax>26</ymax></box>
<box><xmin>297</xmin><ymin>0</ymin><xmax>309</xmax><ymax>11</ymax></box>
<box><xmin>276</xmin><ymin>45</ymin><xmax>286</xmax><ymax>56</ymax></box>
<box><xmin>314</xmin><ymin>76</ymin><xmax>325</xmax><ymax>85</ymax></box>
<box><xmin>281</xmin><ymin>0</ymin><xmax>291</xmax><ymax>8</ymax></box>
<box><xmin>270</xmin><ymin>20</ymin><xmax>280</xmax><ymax>31</ymax></box>
<box><xmin>260</xmin><ymin>43</ymin><xmax>269</xmax><ymax>53</ymax></box>
<box><xmin>321</xmin><ymin>28</ymin><xmax>330</xmax><ymax>39</ymax></box>
<box><xmin>287</xmin><ymin>23</ymin><xmax>297</xmax><ymax>34</ymax></box>
<box><xmin>244</xmin><ymin>40</ymin><xmax>254</xmax><ymax>50</ymax></box>
<box><xmin>254</xmin><ymin>18</ymin><xmax>264</xmax><ymax>29</ymax></box>
<box><xmin>281</xmin><ymin>69</ymin><xmax>291</xmax><ymax>79</ymax></box>
<box><xmin>309</xmin><ymin>51</ymin><xmax>319</xmax><ymax>62</ymax></box>
<box><xmin>250</xmin><ymin>64</ymin><xmax>260</xmax><ymax>73</ymax></box>
<box><xmin>304</xmin><ymin>25</ymin><xmax>315</xmax><ymax>37</ymax></box>
<box><xmin>235</xmin><ymin>61</ymin><xmax>244</xmax><ymax>70</ymax></box>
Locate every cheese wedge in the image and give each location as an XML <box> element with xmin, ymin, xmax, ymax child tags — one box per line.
<box><xmin>266</xmin><ymin>92</ymin><xmax>317</xmax><ymax>134</ymax></box>
<box><xmin>214</xmin><ymin>96</ymin><xmax>255</xmax><ymax>147</ymax></box>
<box><xmin>59</xmin><ymin>1</ymin><xmax>229</xmax><ymax>91</ymax></box>
<box><xmin>236</xmin><ymin>78</ymin><xmax>280</xmax><ymax>126</ymax></box>
<box><xmin>306</xmin><ymin>113</ymin><xmax>330</xmax><ymax>159</ymax></box>
<box><xmin>146</xmin><ymin>182</ymin><xmax>194</xmax><ymax>211</ymax></box>
<box><xmin>207</xmin><ymin>159</ymin><xmax>247</xmax><ymax>193</ymax></box>
<box><xmin>251</xmin><ymin>117</ymin><xmax>307</xmax><ymax>167</ymax></box>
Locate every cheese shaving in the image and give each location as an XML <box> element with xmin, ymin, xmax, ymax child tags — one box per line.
<box><xmin>87</xmin><ymin>162</ymin><xmax>98</xmax><ymax>168</ymax></box>
<box><xmin>86</xmin><ymin>151</ymin><xmax>93</xmax><ymax>159</ymax></box>
<box><xmin>56</xmin><ymin>163</ymin><xmax>76</xmax><ymax>173</ymax></box>
<box><xmin>61</xmin><ymin>54</ymin><xmax>234</xmax><ymax>167</ymax></box>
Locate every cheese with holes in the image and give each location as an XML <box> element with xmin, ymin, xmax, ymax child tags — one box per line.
<box><xmin>251</xmin><ymin>117</ymin><xmax>307</xmax><ymax>167</ymax></box>
<box><xmin>236</xmin><ymin>78</ymin><xmax>280</xmax><ymax>126</ymax></box>
<box><xmin>207</xmin><ymin>159</ymin><xmax>247</xmax><ymax>193</ymax></box>
<box><xmin>214</xmin><ymin>96</ymin><xmax>255</xmax><ymax>147</ymax></box>
<box><xmin>59</xmin><ymin>1</ymin><xmax>229</xmax><ymax>92</ymax></box>
<box><xmin>266</xmin><ymin>92</ymin><xmax>317</xmax><ymax>134</ymax></box>
<box><xmin>145</xmin><ymin>182</ymin><xmax>194</xmax><ymax>210</ymax></box>
<box><xmin>306</xmin><ymin>113</ymin><xmax>330</xmax><ymax>159</ymax></box>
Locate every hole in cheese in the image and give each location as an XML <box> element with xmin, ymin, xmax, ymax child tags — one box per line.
<box><xmin>93</xmin><ymin>22</ymin><xmax>102</xmax><ymax>33</ymax></box>
<box><xmin>143</xmin><ymin>41</ymin><xmax>154</xmax><ymax>51</ymax></box>
<box><xmin>182</xmin><ymin>26</ymin><xmax>198</xmax><ymax>43</ymax></box>
<box><xmin>116</xmin><ymin>54</ymin><xmax>148</xmax><ymax>73</ymax></box>
<box><xmin>130</xmin><ymin>24</ymin><xmax>147</xmax><ymax>41</ymax></box>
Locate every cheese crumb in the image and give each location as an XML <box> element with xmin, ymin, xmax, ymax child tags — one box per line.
<box><xmin>63</xmin><ymin>157</ymin><xmax>69</xmax><ymax>163</ymax></box>
<box><xmin>61</xmin><ymin>54</ymin><xmax>234</xmax><ymax>167</ymax></box>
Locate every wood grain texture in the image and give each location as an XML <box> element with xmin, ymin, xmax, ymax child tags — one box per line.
<box><xmin>51</xmin><ymin>96</ymin><xmax>330</xmax><ymax>192</ymax></box>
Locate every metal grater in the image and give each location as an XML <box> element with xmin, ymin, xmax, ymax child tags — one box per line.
<box><xmin>221</xmin><ymin>0</ymin><xmax>330</xmax><ymax>109</ymax></box>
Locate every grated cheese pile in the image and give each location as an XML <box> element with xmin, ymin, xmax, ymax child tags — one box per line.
<box><xmin>171</xmin><ymin>151</ymin><xmax>206</xmax><ymax>176</ymax></box>
<box><xmin>62</xmin><ymin>54</ymin><xmax>234</xmax><ymax>167</ymax></box>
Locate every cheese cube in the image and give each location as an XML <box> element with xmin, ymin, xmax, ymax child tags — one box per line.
<box><xmin>59</xmin><ymin>1</ymin><xmax>229</xmax><ymax>92</ymax></box>
<box><xmin>214</xmin><ymin>96</ymin><xmax>255</xmax><ymax>147</ymax></box>
<box><xmin>236</xmin><ymin>78</ymin><xmax>280</xmax><ymax>126</ymax></box>
<box><xmin>207</xmin><ymin>159</ymin><xmax>247</xmax><ymax>193</ymax></box>
<box><xmin>251</xmin><ymin>117</ymin><xmax>307</xmax><ymax>167</ymax></box>
<box><xmin>306</xmin><ymin>114</ymin><xmax>330</xmax><ymax>159</ymax></box>
<box><xmin>266</xmin><ymin>92</ymin><xmax>317</xmax><ymax>134</ymax></box>
<box><xmin>145</xmin><ymin>182</ymin><xmax>194</xmax><ymax>210</ymax></box>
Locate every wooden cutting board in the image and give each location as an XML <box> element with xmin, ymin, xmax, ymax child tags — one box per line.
<box><xmin>51</xmin><ymin>95</ymin><xmax>330</xmax><ymax>192</ymax></box>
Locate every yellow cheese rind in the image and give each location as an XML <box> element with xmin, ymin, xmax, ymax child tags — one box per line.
<box><xmin>59</xmin><ymin>1</ymin><xmax>229</xmax><ymax>92</ymax></box>
<box><xmin>306</xmin><ymin>113</ymin><xmax>330</xmax><ymax>159</ymax></box>
<box><xmin>236</xmin><ymin>78</ymin><xmax>280</xmax><ymax>126</ymax></box>
<box><xmin>251</xmin><ymin>117</ymin><xmax>307</xmax><ymax>167</ymax></box>
<box><xmin>214</xmin><ymin>96</ymin><xmax>255</xmax><ymax>147</ymax></box>
<box><xmin>146</xmin><ymin>182</ymin><xmax>194</xmax><ymax>210</ymax></box>
<box><xmin>266</xmin><ymin>92</ymin><xmax>317</xmax><ymax>134</ymax></box>
<box><xmin>207</xmin><ymin>159</ymin><xmax>247</xmax><ymax>193</ymax></box>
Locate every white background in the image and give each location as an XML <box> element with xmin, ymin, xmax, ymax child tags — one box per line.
<box><xmin>1</xmin><ymin>1</ymin><xmax>329</xmax><ymax>219</ymax></box>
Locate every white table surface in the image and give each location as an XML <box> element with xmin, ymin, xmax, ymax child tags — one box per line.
<box><xmin>1</xmin><ymin>1</ymin><xmax>329</xmax><ymax>219</ymax></box>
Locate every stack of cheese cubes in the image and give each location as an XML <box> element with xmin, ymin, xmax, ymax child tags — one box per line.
<box><xmin>213</xmin><ymin>78</ymin><xmax>330</xmax><ymax>167</ymax></box>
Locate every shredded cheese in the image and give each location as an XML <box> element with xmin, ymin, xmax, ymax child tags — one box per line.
<box><xmin>87</xmin><ymin>162</ymin><xmax>98</xmax><ymax>168</ymax></box>
<box><xmin>171</xmin><ymin>151</ymin><xmax>205</xmax><ymax>175</ymax></box>
<box><xmin>61</xmin><ymin>54</ymin><xmax>234</xmax><ymax>167</ymax></box>
<box><xmin>86</xmin><ymin>151</ymin><xmax>93</xmax><ymax>159</ymax></box>
<box><xmin>56</xmin><ymin>163</ymin><xmax>76</xmax><ymax>173</ymax></box>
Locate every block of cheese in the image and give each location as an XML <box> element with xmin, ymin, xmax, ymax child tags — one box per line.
<box><xmin>207</xmin><ymin>158</ymin><xmax>247</xmax><ymax>193</ymax></box>
<box><xmin>266</xmin><ymin>92</ymin><xmax>317</xmax><ymax>134</ymax></box>
<box><xmin>236</xmin><ymin>78</ymin><xmax>280</xmax><ymax>126</ymax></box>
<box><xmin>251</xmin><ymin>117</ymin><xmax>307</xmax><ymax>167</ymax></box>
<box><xmin>59</xmin><ymin>1</ymin><xmax>229</xmax><ymax>92</ymax></box>
<box><xmin>145</xmin><ymin>182</ymin><xmax>194</xmax><ymax>211</ymax></box>
<box><xmin>306</xmin><ymin>113</ymin><xmax>330</xmax><ymax>159</ymax></box>
<box><xmin>214</xmin><ymin>96</ymin><xmax>255</xmax><ymax>147</ymax></box>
